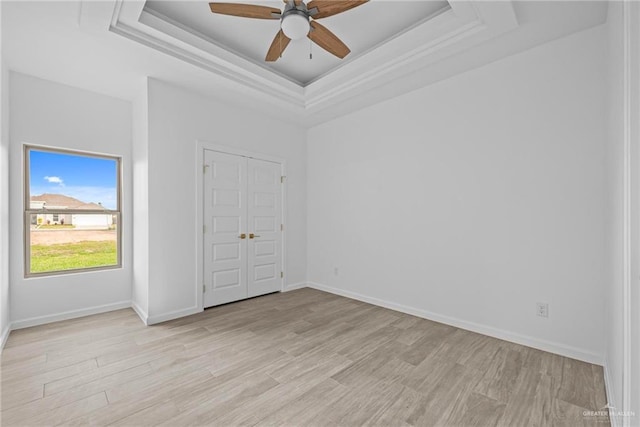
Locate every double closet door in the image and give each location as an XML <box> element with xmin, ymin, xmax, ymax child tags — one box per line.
<box><xmin>203</xmin><ymin>150</ymin><xmax>283</xmax><ymax>308</ymax></box>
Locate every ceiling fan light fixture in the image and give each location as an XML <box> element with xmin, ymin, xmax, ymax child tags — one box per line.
<box><xmin>281</xmin><ymin>10</ymin><xmax>310</xmax><ymax>40</ymax></box>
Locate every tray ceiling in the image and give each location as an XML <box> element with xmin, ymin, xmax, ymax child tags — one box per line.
<box><xmin>143</xmin><ymin>0</ymin><xmax>451</xmax><ymax>85</ymax></box>
<box><xmin>110</xmin><ymin>0</ymin><xmax>523</xmax><ymax>114</ymax></box>
<box><xmin>4</xmin><ymin>1</ymin><xmax>607</xmax><ymax>125</ymax></box>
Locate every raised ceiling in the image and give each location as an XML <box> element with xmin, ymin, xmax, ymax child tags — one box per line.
<box><xmin>143</xmin><ymin>1</ymin><xmax>451</xmax><ymax>85</ymax></box>
<box><xmin>2</xmin><ymin>1</ymin><xmax>609</xmax><ymax>126</ymax></box>
<box><xmin>113</xmin><ymin>0</ymin><xmax>523</xmax><ymax>113</ymax></box>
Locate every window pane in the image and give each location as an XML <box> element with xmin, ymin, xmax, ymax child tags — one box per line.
<box><xmin>25</xmin><ymin>146</ymin><xmax>121</xmax><ymax>276</ymax></box>
<box><xmin>29</xmin><ymin>149</ymin><xmax>118</xmax><ymax>210</ymax></box>
<box><xmin>29</xmin><ymin>214</ymin><xmax>118</xmax><ymax>274</ymax></box>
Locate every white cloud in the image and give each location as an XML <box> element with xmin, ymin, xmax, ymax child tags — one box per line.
<box><xmin>44</xmin><ymin>176</ymin><xmax>64</xmax><ymax>186</ymax></box>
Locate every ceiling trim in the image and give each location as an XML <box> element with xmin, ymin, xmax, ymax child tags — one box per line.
<box><xmin>305</xmin><ymin>1</ymin><xmax>518</xmax><ymax>113</ymax></box>
<box><xmin>142</xmin><ymin>6</ymin><xmax>304</xmax><ymax>87</ymax></box>
<box><xmin>109</xmin><ymin>1</ymin><xmax>305</xmax><ymax>110</ymax></box>
<box><xmin>107</xmin><ymin>0</ymin><xmax>518</xmax><ymax>114</ymax></box>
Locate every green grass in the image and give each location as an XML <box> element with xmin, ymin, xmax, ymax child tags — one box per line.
<box><xmin>30</xmin><ymin>241</ymin><xmax>117</xmax><ymax>273</ymax></box>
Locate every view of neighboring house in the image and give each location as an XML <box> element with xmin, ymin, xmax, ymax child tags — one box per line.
<box><xmin>30</xmin><ymin>193</ymin><xmax>113</xmax><ymax>230</ymax></box>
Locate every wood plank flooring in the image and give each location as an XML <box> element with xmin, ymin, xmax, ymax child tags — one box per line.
<box><xmin>1</xmin><ymin>288</ymin><xmax>609</xmax><ymax>426</ymax></box>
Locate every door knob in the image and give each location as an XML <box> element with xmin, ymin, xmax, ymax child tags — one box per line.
<box><xmin>249</xmin><ymin>233</ymin><xmax>260</xmax><ymax>239</ymax></box>
<box><xmin>239</xmin><ymin>233</ymin><xmax>246</xmax><ymax>239</ymax></box>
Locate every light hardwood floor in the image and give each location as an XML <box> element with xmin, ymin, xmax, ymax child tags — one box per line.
<box><xmin>1</xmin><ymin>288</ymin><xmax>609</xmax><ymax>426</ymax></box>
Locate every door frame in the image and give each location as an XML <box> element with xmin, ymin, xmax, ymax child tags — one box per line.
<box><xmin>195</xmin><ymin>140</ymin><xmax>287</xmax><ymax>311</ymax></box>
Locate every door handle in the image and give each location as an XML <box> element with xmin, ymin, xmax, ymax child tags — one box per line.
<box><xmin>239</xmin><ymin>233</ymin><xmax>246</xmax><ymax>239</ymax></box>
<box><xmin>249</xmin><ymin>233</ymin><xmax>261</xmax><ymax>239</ymax></box>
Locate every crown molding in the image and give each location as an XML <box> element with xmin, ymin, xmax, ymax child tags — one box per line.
<box><xmin>105</xmin><ymin>0</ymin><xmax>518</xmax><ymax>115</ymax></box>
<box><xmin>109</xmin><ymin>1</ymin><xmax>305</xmax><ymax>110</ymax></box>
<box><xmin>305</xmin><ymin>1</ymin><xmax>517</xmax><ymax>112</ymax></box>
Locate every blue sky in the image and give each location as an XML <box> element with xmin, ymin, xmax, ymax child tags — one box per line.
<box><xmin>29</xmin><ymin>150</ymin><xmax>118</xmax><ymax>209</ymax></box>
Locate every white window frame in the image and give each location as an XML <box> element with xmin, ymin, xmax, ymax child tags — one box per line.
<box><xmin>24</xmin><ymin>145</ymin><xmax>122</xmax><ymax>277</ymax></box>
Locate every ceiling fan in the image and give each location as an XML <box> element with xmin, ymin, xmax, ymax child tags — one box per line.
<box><xmin>209</xmin><ymin>0</ymin><xmax>369</xmax><ymax>61</ymax></box>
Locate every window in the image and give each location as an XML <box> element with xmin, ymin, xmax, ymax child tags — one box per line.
<box><xmin>24</xmin><ymin>146</ymin><xmax>121</xmax><ymax>277</ymax></box>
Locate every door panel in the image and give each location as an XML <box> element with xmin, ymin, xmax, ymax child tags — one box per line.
<box><xmin>203</xmin><ymin>151</ymin><xmax>282</xmax><ymax>307</ymax></box>
<box><xmin>204</xmin><ymin>151</ymin><xmax>248</xmax><ymax>307</ymax></box>
<box><xmin>247</xmin><ymin>158</ymin><xmax>282</xmax><ymax>298</ymax></box>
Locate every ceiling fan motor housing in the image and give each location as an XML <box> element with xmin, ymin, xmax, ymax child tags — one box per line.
<box><xmin>281</xmin><ymin>4</ymin><xmax>311</xmax><ymax>40</ymax></box>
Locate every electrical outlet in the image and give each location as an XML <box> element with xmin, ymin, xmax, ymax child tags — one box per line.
<box><xmin>536</xmin><ymin>302</ymin><xmax>549</xmax><ymax>318</ymax></box>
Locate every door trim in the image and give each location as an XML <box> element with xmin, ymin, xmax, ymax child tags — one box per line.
<box><xmin>195</xmin><ymin>140</ymin><xmax>287</xmax><ymax>311</ymax></box>
<box><xmin>620</xmin><ymin>2</ymin><xmax>640</xmax><ymax>422</ymax></box>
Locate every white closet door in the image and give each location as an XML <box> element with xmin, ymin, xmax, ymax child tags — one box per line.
<box><xmin>247</xmin><ymin>158</ymin><xmax>282</xmax><ymax>298</ymax></box>
<box><xmin>204</xmin><ymin>150</ymin><xmax>248</xmax><ymax>307</ymax></box>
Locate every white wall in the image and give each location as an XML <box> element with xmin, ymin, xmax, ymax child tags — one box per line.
<box><xmin>307</xmin><ymin>25</ymin><xmax>607</xmax><ymax>363</ymax></box>
<box><xmin>8</xmin><ymin>73</ymin><xmax>133</xmax><ymax>326</ymax></box>
<box><xmin>131</xmin><ymin>80</ymin><xmax>149</xmax><ymax>321</ymax></box>
<box><xmin>0</xmin><ymin>0</ymin><xmax>10</xmax><ymax>348</ymax></box>
<box><xmin>143</xmin><ymin>79</ymin><xmax>307</xmax><ymax>322</ymax></box>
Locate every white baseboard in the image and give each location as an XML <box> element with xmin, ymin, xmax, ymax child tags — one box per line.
<box><xmin>131</xmin><ymin>300</ymin><xmax>149</xmax><ymax>325</ymax></box>
<box><xmin>1</xmin><ymin>301</ymin><xmax>201</xmax><ymax>350</ymax></box>
<box><xmin>283</xmin><ymin>282</ymin><xmax>308</xmax><ymax>292</ymax></box>
<box><xmin>0</xmin><ymin>323</ymin><xmax>11</xmax><ymax>353</ymax></box>
<box><xmin>307</xmin><ymin>282</ymin><xmax>603</xmax><ymax>365</ymax></box>
<box><xmin>11</xmin><ymin>300</ymin><xmax>132</xmax><ymax>330</ymax></box>
<box><xmin>146</xmin><ymin>306</ymin><xmax>202</xmax><ymax>325</ymax></box>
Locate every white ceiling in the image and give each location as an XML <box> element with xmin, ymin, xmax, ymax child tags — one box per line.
<box><xmin>143</xmin><ymin>0</ymin><xmax>451</xmax><ymax>85</ymax></box>
<box><xmin>1</xmin><ymin>1</ymin><xmax>609</xmax><ymax>126</ymax></box>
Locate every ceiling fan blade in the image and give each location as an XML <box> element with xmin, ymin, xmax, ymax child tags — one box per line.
<box><xmin>306</xmin><ymin>0</ymin><xmax>368</xmax><ymax>19</ymax></box>
<box><xmin>308</xmin><ymin>21</ymin><xmax>350</xmax><ymax>59</ymax></box>
<box><xmin>209</xmin><ymin>2</ymin><xmax>281</xmax><ymax>19</ymax></box>
<box><xmin>265</xmin><ymin>29</ymin><xmax>291</xmax><ymax>62</ymax></box>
